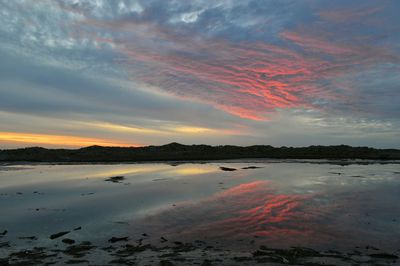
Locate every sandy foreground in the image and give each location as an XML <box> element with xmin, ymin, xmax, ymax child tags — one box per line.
<box><xmin>1</xmin><ymin>232</ymin><xmax>399</xmax><ymax>266</ymax></box>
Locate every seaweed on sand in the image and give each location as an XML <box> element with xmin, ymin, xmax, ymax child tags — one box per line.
<box><xmin>105</xmin><ymin>176</ymin><xmax>125</xmax><ymax>183</ymax></box>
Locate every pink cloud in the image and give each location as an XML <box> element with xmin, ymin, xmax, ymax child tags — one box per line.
<box><xmin>318</xmin><ymin>6</ymin><xmax>384</xmax><ymax>23</ymax></box>
<box><xmin>69</xmin><ymin>12</ymin><xmax>398</xmax><ymax>121</ymax></box>
<box><xmin>280</xmin><ymin>31</ymin><xmax>354</xmax><ymax>55</ymax></box>
<box><xmin>129</xmin><ymin>181</ymin><xmax>324</xmax><ymax>247</ymax></box>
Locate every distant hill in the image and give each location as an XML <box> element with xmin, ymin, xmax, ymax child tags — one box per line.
<box><xmin>0</xmin><ymin>143</ymin><xmax>400</xmax><ymax>162</ymax></box>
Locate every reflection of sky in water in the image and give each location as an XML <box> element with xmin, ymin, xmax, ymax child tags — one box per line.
<box><xmin>0</xmin><ymin>162</ymin><xmax>400</xmax><ymax>252</ymax></box>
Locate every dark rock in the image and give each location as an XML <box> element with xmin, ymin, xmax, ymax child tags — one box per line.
<box><xmin>242</xmin><ymin>166</ymin><xmax>263</xmax><ymax>169</ymax></box>
<box><xmin>0</xmin><ymin>241</ymin><xmax>10</xmax><ymax>248</ymax></box>
<box><xmin>114</xmin><ymin>244</ymin><xmax>153</xmax><ymax>256</ymax></box>
<box><xmin>159</xmin><ymin>260</ymin><xmax>174</xmax><ymax>266</ymax></box>
<box><xmin>102</xmin><ymin>246</ymin><xmax>117</xmax><ymax>252</ymax></box>
<box><xmin>18</xmin><ymin>236</ymin><xmax>38</xmax><ymax>240</ymax></box>
<box><xmin>370</xmin><ymin>253</ymin><xmax>398</xmax><ymax>259</ymax></box>
<box><xmin>50</xmin><ymin>231</ymin><xmax>70</xmax><ymax>239</ymax></box>
<box><xmin>219</xmin><ymin>167</ymin><xmax>237</xmax><ymax>171</ymax></box>
<box><xmin>253</xmin><ymin>250</ymin><xmax>270</xmax><ymax>257</ymax></box>
<box><xmin>289</xmin><ymin>246</ymin><xmax>320</xmax><ymax>257</ymax></box>
<box><xmin>62</xmin><ymin>239</ymin><xmax>76</xmax><ymax>245</ymax></box>
<box><xmin>172</xmin><ymin>243</ymin><xmax>196</xmax><ymax>252</ymax></box>
<box><xmin>65</xmin><ymin>259</ymin><xmax>89</xmax><ymax>264</ymax></box>
<box><xmin>233</xmin><ymin>256</ymin><xmax>252</xmax><ymax>262</ymax></box>
<box><xmin>0</xmin><ymin>258</ymin><xmax>9</xmax><ymax>266</ymax></box>
<box><xmin>108</xmin><ymin>236</ymin><xmax>129</xmax><ymax>243</ymax></box>
<box><xmin>80</xmin><ymin>192</ymin><xmax>95</xmax><ymax>196</ymax></box>
<box><xmin>109</xmin><ymin>258</ymin><xmax>136</xmax><ymax>265</ymax></box>
<box><xmin>9</xmin><ymin>247</ymin><xmax>57</xmax><ymax>264</ymax></box>
<box><xmin>63</xmin><ymin>241</ymin><xmax>95</xmax><ymax>258</ymax></box>
<box><xmin>194</xmin><ymin>240</ymin><xmax>206</xmax><ymax>245</ymax></box>
<box><xmin>73</xmin><ymin>226</ymin><xmax>81</xmax><ymax>231</ymax></box>
<box><xmin>365</xmin><ymin>245</ymin><xmax>379</xmax><ymax>250</ymax></box>
<box><xmin>114</xmin><ymin>221</ymin><xmax>129</xmax><ymax>225</ymax></box>
<box><xmin>159</xmin><ymin>253</ymin><xmax>178</xmax><ymax>258</ymax></box>
<box><xmin>201</xmin><ymin>259</ymin><xmax>213</xmax><ymax>266</ymax></box>
<box><xmin>105</xmin><ymin>176</ymin><xmax>125</xmax><ymax>183</ymax></box>
<box><xmin>153</xmin><ymin>178</ymin><xmax>169</xmax><ymax>182</ymax></box>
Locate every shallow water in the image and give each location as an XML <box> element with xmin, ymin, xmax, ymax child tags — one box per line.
<box><xmin>1</xmin><ymin>161</ymin><xmax>400</xmax><ymax>260</ymax></box>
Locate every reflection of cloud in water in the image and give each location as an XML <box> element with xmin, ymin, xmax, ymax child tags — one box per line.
<box><xmin>132</xmin><ymin>179</ymin><xmax>400</xmax><ymax>251</ymax></box>
<box><xmin>168</xmin><ymin>165</ymin><xmax>218</xmax><ymax>176</ymax></box>
<box><xmin>132</xmin><ymin>181</ymin><xmax>321</xmax><ymax>247</ymax></box>
<box><xmin>204</xmin><ymin>181</ymin><xmax>312</xmax><ymax>237</ymax></box>
<box><xmin>88</xmin><ymin>164</ymin><xmax>171</xmax><ymax>178</ymax></box>
<box><xmin>88</xmin><ymin>164</ymin><xmax>217</xmax><ymax>179</ymax></box>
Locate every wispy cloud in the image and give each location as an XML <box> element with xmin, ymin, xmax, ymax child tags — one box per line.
<box><xmin>81</xmin><ymin>13</ymin><xmax>399</xmax><ymax>120</ymax></box>
<box><xmin>318</xmin><ymin>5</ymin><xmax>384</xmax><ymax>23</ymax></box>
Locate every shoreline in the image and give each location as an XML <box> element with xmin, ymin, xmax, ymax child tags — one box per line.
<box><xmin>1</xmin><ymin>235</ymin><xmax>399</xmax><ymax>265</ymax></box>
<box><xmin>1</xmin><ymin>144</ymin><xmax>400</xmax><ymax>163</ymax></box>
<box><xmin>1</xmin><ymin>158</ymin><xmax>400</xmax><ymax>166</ymax></box>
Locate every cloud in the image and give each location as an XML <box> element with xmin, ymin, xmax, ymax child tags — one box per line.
<box><xmin>318</xmin><ymin>6</ymin><xmax>384</xmax><ymax>23</ymax></box>
<box><xmin>132</xmin><ymin>181</ymin><xmax>316</xmax><ymax>242</ymax></box>
<box><xmin>0</xmin><ymin>0</ymin><xmax>399</xmax><ymax>147</ymax></box>
<box><xmin>82</xmin><ymin>14</ymin><xmax>399</xmax><ymax>121</ymax></box>
<box><xmin>280</xmin><ymin>31</ymin><xmax>354</xmax><ymax>55</ymax></box>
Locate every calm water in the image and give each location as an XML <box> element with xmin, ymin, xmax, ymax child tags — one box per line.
<box><xmin>1</xmin><ymin>161</ymin><xmax>400</xmax><ymax>256</ymax></box>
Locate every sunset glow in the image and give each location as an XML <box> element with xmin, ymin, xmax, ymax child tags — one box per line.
<box><xmin>0</xmin><ymin>132</ymin><xmax>135</xmax><ymax>147</ymax></box>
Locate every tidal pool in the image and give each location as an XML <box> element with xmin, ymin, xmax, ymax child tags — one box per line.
<box><xmin>0</xmin><ymin>161</ymin><xmax>399</xmax><ymax>265</ymax></box>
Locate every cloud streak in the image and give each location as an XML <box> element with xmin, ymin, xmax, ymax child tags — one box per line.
<box><xmin>75</xmin><ymin>5</ymin><xmax>399</xmax><ymax>121</ymax></box>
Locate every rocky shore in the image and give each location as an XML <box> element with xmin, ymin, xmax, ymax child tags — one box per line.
<box><xmin>1</xmin><ymin>230</ymin><xmax>398</xmax><ymax>265</ymax></box>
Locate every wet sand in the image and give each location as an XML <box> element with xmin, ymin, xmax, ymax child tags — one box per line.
<box><xmin>1</xmin><ymin>236</ymin><xmax>399</xmax><ymax>265</ymax></box>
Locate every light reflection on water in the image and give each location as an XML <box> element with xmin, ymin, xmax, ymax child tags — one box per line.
<box><xmin>133</xmin><ymin>181</ymin><xmax>314</xmax><ymax>244</ymax></box>
<box><xmin>0</xmin><ymin>161</ymin><xmax>400</xmax><ymax>252</ymax></box>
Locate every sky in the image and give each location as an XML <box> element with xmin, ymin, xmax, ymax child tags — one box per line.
<box><xmin>0</xmin><ymin>0</ymin><xmax>399</xmax><ymax>148</ymax></box>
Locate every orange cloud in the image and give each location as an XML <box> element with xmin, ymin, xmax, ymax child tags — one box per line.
<box><xmin>0</xmin><ymin>131</ymin><xmax>137</xmax><ymax>147</ymax></box>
